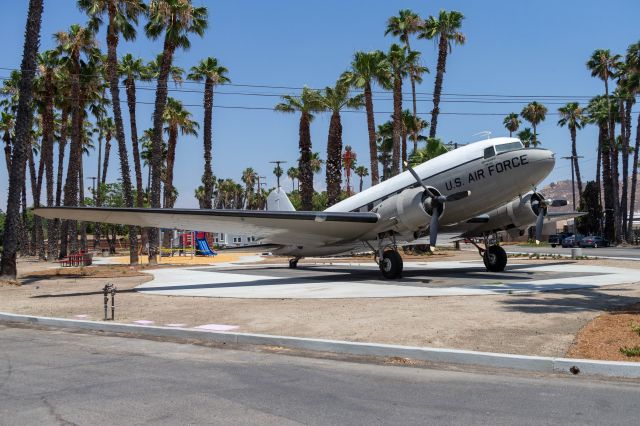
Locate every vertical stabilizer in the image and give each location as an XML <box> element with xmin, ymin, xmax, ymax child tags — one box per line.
<box><xmin>266</xmin><ymin>188</ymin><xmax>296</xmax><ymax>211</ymax></box>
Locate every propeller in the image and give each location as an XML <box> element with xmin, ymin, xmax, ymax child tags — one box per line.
<box><xmin>530</xmin><ymin>192</ymin><xmax>568</xmax><ymax>243</ymax></box>
<box><xmin>404</xmin><ymin>161</ymin><xmax>470</xmax><ymax>249</ymax></box>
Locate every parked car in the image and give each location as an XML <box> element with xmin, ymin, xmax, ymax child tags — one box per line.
<box><xmin>548</xmin><ymin>233</ymin><xmax>573</xmax><ymax>248</ymax></box>
<box><xmin>562</xmin><ymin>234</ymin><xmax>584</xmax><ymax>248</ymax></box>
<box><xmin>579</xmin><ymin>235</ymin><xmax>609</xmax><ymax>248</ymax></box>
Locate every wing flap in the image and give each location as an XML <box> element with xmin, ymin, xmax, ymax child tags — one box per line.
<box><xmin>35</xmin><ymin>207</ymin><xmax>380</xmax><ymax>246</ymax></box>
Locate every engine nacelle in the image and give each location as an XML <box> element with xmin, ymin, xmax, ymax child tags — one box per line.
<box><xmin>372</xmin><ymin>187</ymin><xmax>436</xmax><ymax>235</ymax></box>
<box><xmin>478</xmin><ymin>192</ymin><xmax>540</xmax><ymax>232</ymax></box>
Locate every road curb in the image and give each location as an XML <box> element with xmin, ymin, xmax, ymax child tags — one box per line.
<box><xmin>1</xmin><ymin>312</ymin><xmax>639</xmax><ymax>378</ymax></box>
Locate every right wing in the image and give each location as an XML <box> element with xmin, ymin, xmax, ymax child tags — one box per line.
<box><xmin>34</xmin><ymin>207</ymin><xmax>380</xmax><ymax>247</ymax></box>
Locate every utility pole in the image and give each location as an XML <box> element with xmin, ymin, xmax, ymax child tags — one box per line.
<box><xmin>561</xmin><ymin>155</ymin><xmax>583</xmax><ymax>209</ymax></box>
<box><xmin>269</xmin><ymin>160</ymin><xmax>287</xmax><ymax>189</ymax></box>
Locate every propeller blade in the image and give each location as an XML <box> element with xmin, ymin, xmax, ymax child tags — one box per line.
<box><xmin>445</xmin><ymin>190</ymin><xmax>471</xmax><ymax>202</ymax></box>
<box><xmin>550</xmin><ymin>199</ymin><xmax>568</xmax><ymax>207</ymax></box>
<box><xmin>535</xmin><ymin>210</ymin><xmax>545</xmax><ymax>244</ymax></box>
<box><xmin>403</xmin><ymin>161</ymin><xmax>434</xmax><ymax>197</ymax></box>
<box><xmin>429</xmin><ymin>210</ymin><xmax>439</xmax><ymax>247</ymax></box>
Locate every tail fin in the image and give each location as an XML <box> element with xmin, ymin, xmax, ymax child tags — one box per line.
<box><xmin>266</xmin><ymin>188</ymin><xmax>296</xmax><ymax>211</ymax></box>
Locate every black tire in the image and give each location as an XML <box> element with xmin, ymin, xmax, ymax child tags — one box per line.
<box><xmin>379</xmin><ymin>250</ymin><xmax>403</xmax><ymax>279</ymax></box>
<box><xmin>289</xmin><ymin>258</ymin><xmax>298</xmax><ymax>269</ymax></box>
<box><xmin>483</xmin><ymin>245</ymin><xmax>507</xmax><ymax>272</ymax></box>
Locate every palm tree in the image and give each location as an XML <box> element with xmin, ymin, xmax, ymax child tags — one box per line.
<box><xmin>162</xmin><ymin>97</ymin><xmax>199</xmax><ymax>209</ymax></box>
<box><xmin>355</xmin><ymin>166</ymin><xmax>369</xmax><ymax>192</ymax></box>
<box><xmin>79</xmin><ymin>0</ymin><xmax>146</xmax><ymax>264</ymax></box>
<box><xmin>118</xmin><ymin>53</ymin><xmax>150</xmax><ymax>209</ymax></box>
<box><xmin>54</xmin><ymin>24</ymin><xmax>98</xmax><ymax>257</ymax></box>
<box><xmin>287</xmin><ymin>166</ymin><xmax>299</xmax><ymax>191</ymax></box>
<box><xmin>0</xmin><ymin>0</ymin><xmax>43</xmax><ymax>279</ymax></box>
<box><xmin>419</xmin><ymin>10</ymin><xmax>465</xmax><ymax>138</ymax></box>
<box><xmin>625</xmin><ymin>41</ymin><xmax>640</xmax><ymax>240</ymax></box>
<box><xmin>310</xmin><ymin>152</ymin><xmax>324</xmax><ymax>175</ymax></box>
<box><xmin>521</xmin><ymin>101</ymin><xmax>547</xmax><ymax>147</ymax></box>
<box><xmin>387</xmin><ymin>44</ymin><xmax>417</xmax><ymax>175</ymax></box>
<box><xmin>503</xmin><ymin>113</ymin><xmax>520</xmax><ymax>137</ymax></box>
<box><xmin>187</xmin><ymin>57</ymin><xmax>230</xmax><ymax>209</ymax></box>
<box><xmin>319</xmin><ymin>78</ymin><xmax>364</xmax><ymax>206</ymax></box>
<box><xmin>376</xmin><ymin>121</ymin><xmax>393</xmax><ymax>181</ymax></box>
<box><xmin>0</xmin><ymin>111</ymin><xmax>15</xmax><ymax>174</ymax></box>
<box><xmin>144</xmin><ymin>0</ymin><xmax>208</xmax><ymax>264</ymax></box>
<box><xmin>517</xmin><ymin>128</ymin><xmax>533</xmax><ymax>148</ymax></box>
<box><xmin>274</xmin><ymin>87</ymin><xmax>323</xmax><ymax>210</ymax></box>
<box><xmin>587</xmin><ymin>96</ymin><xmax>616</xmax><ymax>241</ymax></box>
<box><xmin>409</xmin><ymin>137</ymin><xmax>448</xmax><ymax>166</ymax></box>
<box><xmin>342</xmin><ymin>51</ymin><xmax>390</xmax><ymax>186</ymax></box>
<box><xmin>587</xmin><ymin>49</ymin><xmax>623</xmax><ymax>240</ymax></box>
<box><xmin>558</xmin><ymin>102</ymin><xmax>586</xmax><ymax>198</ymax></box>
<box><xmin>385</xmin><ymin>9</ymin><xmax>426</xmax><ymax>144</ymax></box>
<box><xmin>241</xmin><ymin>167</ymin><xmax>256</xmax><ymax>208</ymax></box>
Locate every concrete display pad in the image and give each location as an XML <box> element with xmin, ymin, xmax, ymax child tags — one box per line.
<box><xmin>135</xmin><ymin>261</ymin><xmax>640</xmax><ymax>299</ymax></box>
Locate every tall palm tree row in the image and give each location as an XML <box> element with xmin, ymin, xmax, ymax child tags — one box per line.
<box><xmin>0</xmin><ymin>0</ymin><xmax>43</xmax><ymax>279</ymax></box>
<box><xmin>144</xmin><ymin>0</ymin><xmax>208</xmax><ymax>264</ymax></box>
<box><xmin>625</xmin><ymin>41</ymin><xmax>640</xmax><ymax>240</ymax></box>
<box><xmin>187</xmin><ymin>57</ymin><xmax>230</xmax><ymax>209</ymax></box>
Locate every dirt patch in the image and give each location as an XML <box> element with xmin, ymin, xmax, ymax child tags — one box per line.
<box><xmin>3</xmin><ymin>255</ymin><xmax>640</xmax><ymax>358</ymax></box>
<box><xmin>567</xmin><ymin>303</ymin><xmax>640</xmax><ymax>362</ymax></box>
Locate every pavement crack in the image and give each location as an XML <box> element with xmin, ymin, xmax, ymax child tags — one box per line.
<box><xmin>41</xmin><ymin>396</ymin><xmax>77</xmax><ymax>426</ymax></box>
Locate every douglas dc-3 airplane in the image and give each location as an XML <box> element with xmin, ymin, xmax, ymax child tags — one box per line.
<box><xmin>36</xmin><ymin>137</ymin><xmax>580</xmax><ymax>279</ymax></box>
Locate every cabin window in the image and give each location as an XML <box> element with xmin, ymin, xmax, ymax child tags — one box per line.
<box><xmin>483</xmin><ymin>146</ymin><xmax>496</xmax><ymax>159</ymax></box>
<box><xmin>495</xmin><ymin>141</ymin><xmax>524</xmax><ymax>154</ymax></box>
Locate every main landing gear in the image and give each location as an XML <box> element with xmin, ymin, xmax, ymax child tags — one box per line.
<box><xmin>289</xmin><ymin>257</ymin><xmax>301</xmax><ymax>269</ymax></box>
<box><xmin>469</xmin><ymin>234</ymin><xmax>508</xmax><ymax>272</ymax></box>
<box><xmin>367</xmin><ymin>232</ymin><xmax>404</xmax><ymax>279</ymax></box>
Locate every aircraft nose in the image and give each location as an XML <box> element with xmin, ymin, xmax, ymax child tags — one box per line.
<box><xmin>527</xmin><ymin>148</ymin><xmax>555</xmax><ymax>182</ymax></box>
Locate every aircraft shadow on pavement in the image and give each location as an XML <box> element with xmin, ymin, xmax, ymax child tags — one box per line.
<box><xmin>499</xmin><ymin>285</ymin><xmax>640</xmax><ymax>314</ymax></box>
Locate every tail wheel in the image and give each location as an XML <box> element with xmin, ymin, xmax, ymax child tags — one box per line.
<box><xmin>379</xmin><ymin>250</ymin><xmax>403</xmax><ymax>279</ymax></box>
<box><xmin>483</xmin><ymin>245</ymin><xmax>507</xmax><ymax>272</ymax></box>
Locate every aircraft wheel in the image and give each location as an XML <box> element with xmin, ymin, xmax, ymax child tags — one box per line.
<box><xmin>289</xmin><ymin>258</ymin><xmax>299</xmax><ymax>269</ymax></box>
<box><xmin>483</xmin><ymin>245</ymin><xmax>507</xmax><ymax>272</ymax></box>
<box><xmin>380</xmin><ymin>250</ymin><xmax>403</xmax><ymax>279</ymax></box>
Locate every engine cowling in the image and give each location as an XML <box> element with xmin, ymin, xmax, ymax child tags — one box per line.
<box><xmin>478</xmin><ymin>192</ymin><xmax>540</xmax><ymax>232</ymax></box>
<box><xmin>372</xmin><ymin>187</ymin><xmax>438</xmax><ymax>235</ymax></box>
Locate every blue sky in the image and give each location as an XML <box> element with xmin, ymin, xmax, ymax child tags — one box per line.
<box><xmin>1</xmin><ymin>0</ymin><xmax>639</xmax><ymax>209</ymax></box>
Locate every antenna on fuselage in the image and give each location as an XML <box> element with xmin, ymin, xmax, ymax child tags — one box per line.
<box><xmin>472</xmin><ymin>131</ymin><xmax>491</xmax><ymax>140</ymax></box>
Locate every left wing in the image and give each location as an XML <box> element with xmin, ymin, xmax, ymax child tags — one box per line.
<box><xmin>35</xmin><ymin>207</ymin><xmax>380</xmax><ymax>247</ymax></box>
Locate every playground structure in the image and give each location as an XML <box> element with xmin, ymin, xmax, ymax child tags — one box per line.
<box><xmin>160</xmin><ymin>230</ymin><xmax>217</xmax><ymax>257</ymax></box>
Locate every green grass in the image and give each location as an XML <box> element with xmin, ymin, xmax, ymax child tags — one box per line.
<box><xmin>631</xmin><ymin>323</ymin><xmax>640</xmax><ymax>336</ymax></box>
<box><xmin>619</xmin><ymin>346</ymin><xmax>640</xmax><ymax>357</ymax></box>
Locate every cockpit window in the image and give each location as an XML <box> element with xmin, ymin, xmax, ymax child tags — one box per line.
<box><xmin>483</xmin><ymin>146</ymin><xmax>495</xmax><ymax>159</ymax></box>
<box><xmin>495</xmin><ymin>141</ymin><xmax>524</xmax><ymax>154</ymax></box>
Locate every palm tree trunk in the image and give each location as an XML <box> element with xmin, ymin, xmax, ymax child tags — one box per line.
<box><xmin>0</xmin><ymin>0</ymin><xmax>43</xmax><ymax>279</ymax></box>
<box><xmin>102</xmin><ymin>137</ymin><xmax>111</xmax><ymax>184</ymax></box>
<box><xmin>570</xmin><ymin>127</ymin><xmax>583</xmax><ymax>197</ymax></box>
<box><xmin>363</xmin><ymin>82</ymin><xmax>379</xmax><ymax>186</ymax></box>
<box><xmin>325</xmin><ymin>111</ymin><xmax>342</xmax><ymax>206</ymax></box>
<box><xmin>627</xmin><ymin>112</ymin><xmax>640</xmax><ymax>241</ymax></box>
<box><xmin>106</xmin><ymin>1</ymin><xmax>138</xmax><ymax>264</ymax></box>
<box><xmin>429</xmin><ymin>33</ymin><xmax>448</xmax><ymax>138</ymax></box>
<box><xmin>28</xmin><ymin>146</ymin><xmax>38</xmax><ymax>256</ymax></box>
<box><xmin>20</xmin><ymin>165</ymin><xmax>29</xmax><ymax>256</ymax></box>
<box><xmin>619</xmin><ymin>99</ymin><xmax>629</xmax><ymax>239</ymax></box>
<box><xmin>3</xmin><ymin>133</ymin><xmax>10</xmax><ymax>173</ymax></box>
<box><xmin>163</xmin><ymin>126</ymin><xmax>178</xmax><ymax>210</ymax></box>
<box><xmin>202</xmin><ymin>79</ymin><xmax>214</xmax><ymax>209</ymax></box>
<box><xmin>55</xmin><ymin>111</ymin><xmax>68</xmax><ymax>258</ymax></box>
<box><xmin>148</xmin><ymin>38</ymin><xmax>176</xmax><ymax>264</ymax></box>
<box><xmin>299</xmin><ymin>111</ymin><xmax>314</xmax><ymax>210</ymax></box>
<box><xmin>78</xmin><ymin>151</ymin><xmax>87</xmax><ymax>253</ymax></box>
<box><xmin>43</xmin><ymin>69</ymin><xmax>56</xmax><ymax>260</ymax></box>
<box><xmin>596</xmin><ymin>136</ymin><xmax>602</xmax><ymax>208</ymax></box>
<box><xmin>124</xmin><ymin>78</ymin><xmax>144</xmax><ymax>208</ymax></box>
<box><xmin>60</xmin><ymin>57</ymin><xmax>83</xmax><ymax>258</ymax></box>
<box><xmin>391</xmin><ymin>73</ymin><xmax>402</xmax><ymax>176</ymax></box>
<box><xmin>401</xmin><ymin>126</ymin><xmax>408</xmax><ymax>171</ymax></box>
<box><xmin>601</xmin><ymin>124</ymin><xmax>615</xmax><ymax>242</ymax></box>
<box><xmin>612</xmin><ymin>138</ymin><xmax>621</xmax><ymax>242</ymax></box>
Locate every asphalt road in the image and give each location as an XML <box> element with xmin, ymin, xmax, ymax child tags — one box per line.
<box><xmin>505</xmin><ymin>245</ymin><xmax>640</xmax><ymax>259</ymax></box>
<box><xmin>1</xmin><ymin>325</ymin><xmax>639</xmax><ymax>425</ymax></box>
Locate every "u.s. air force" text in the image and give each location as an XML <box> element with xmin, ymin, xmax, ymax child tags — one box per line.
<box><xmin>445</xmin><ymin>154</ymin><xmax>529</xmax><ymax>190</ymax></box>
